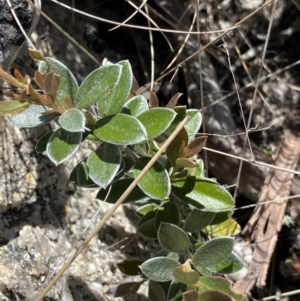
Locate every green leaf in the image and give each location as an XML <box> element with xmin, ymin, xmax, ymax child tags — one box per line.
<box><xmin>35</xmin><ymin>130</ymin><xmax>55</xmax><ymax>154</ymax></box>
<box><xmin>96</xmin><ymin>178</ymin><xmax>150</xmax><ymax>203</ymax></box>
<box><xmin>59</xmin><ymin>108</ymin><xmax>85</xmax><ymax>132</ymax></box>
<box><xmin>197</xmin><ymin>276</ymin><xmax>243</xmax><ymax>301</ymax></box>
<box><xmin>207</xmin><ymin>252</ymin><xmax>244</xmax><ymax>274</ymax></box>
<box><xmin>117</xmin><ymin>259</ymin><xmax>143</xmax><ymax>276</ymax></box>
<box><xmin>149</xmin><ymin>281</ymin><xmax>167</xmax><ymax>301</ymax></box>
<box><xmin>93</xmin><ymin>113</ymin><xmax>147</xmax><ymax>145</ymax></box>
<box><xmin>46</xmin><ymin>128</ymin><xmax>82</xmax><ymax>165</ymax></box>
<box><xmin>75</xmin><ymin>64</ymin><xmax>121</xmax><ymax>110</ymax></box>
<box><xmin>137</xmin><ymin>108</ymin><xmax>177</xmax><ymax>140</ymax></box>
<box><xmin>154</xmin><ymin>250</ymin><xmax>180</xmax><ymax>261</ymax></box>
<box><xmin>158</xmin><ymin>223</ymin><xmax>190</xmax><ymax>254</ymax></box>
<box><xmin>8</xmin><ymin>104</ymin><xmax>57</xmax><ymax>127</ymax></box>
<box><xmin>185</xmin><ymin>109</ymin><xmax>202</xmax><ymax>141</ymax></box>
<box><xmin>191</xmin><ymin>237</ymin><xmax>234</xmax><ymax>267</ymax></box>
<box><xmin>98</xmin><ymin>60</ymin><xmax>132</xmax><ymax>117</ymax></box>
<box><xmin>155</xmin><ymin>202</ymin><xmax>181</xmax><ymax>231</ymax></box>
<box><xmin>111</xmin><ymin>280</ymin><xmax>145</xmax><ymax>297</ymax></box>
<box><xmin>157</xmin><ymin>106</ymin><xmax>186</xmax><ymax>142</ymax></box>
<box><xmin>137</xmin><ymin>210</ymin><xmax>157</xmax><ymax>239</ymax></box>
<box><xmin>70</xmin><ymin>161</ymin><xmax>97</xmax><ymax>188</ymax></box>
<box><xmin>172</xmin><ymin>262</ymin><xmax>200</xmax><ymax>285</ymax></box>
<box><xmin>137</xmin><ymin>218</ymin><xmax>157</xmax><ymax>239</ymax></box>
<box><xmin>87</xmin><ymin>143</ymin><xmax>121</xmax><ymax>188</ymax></box>
<box><xmin>172</xmin><ymin>177</ymin><xmax>234</xmax><ymax>212</ymax></box>
<box><xmin>0</xmin><ymin>99</ymin><xmax>30</xmax><ymax>116</ymax></box>
<box><xmin>122</xmin><ymin>95</ymin><xmax>148</xmax><ymax>117</ymax></box>
<box><xmin>167</xmin><ymin>281</ymin><xmax>187</xmax><ymax>301</ymax></box>
<box><xmin>205</xmin><ymin>218</ymin><xmax>241</xmax><ymax>237</ymax></box>
<box><xmin>139</xmin><ymin>257</ymin><xmax>180</xmax><ymax>282</ymax></box>
<box><xmin>197</xmin><ymin>291</ymin><xmax>233</xmax><ymax>301</ymax></box>
<box><xmin>184</xmin><ymin>209</ymin><xmax>215</xmax><ymax>232</ymax></box>
<box><xmin>39</xmin><ymin>57</ymin><xmax>79</xmax><ymax>103</ymax></box>
<box><xmin>134</xmin><ymin>157</ymin><xmax>171</xmax><ymax>200</ymax></box>
<box><xmin>136</xmin><ymin>203</ymin><xmax>159</xmax><ymax>217</ymax></box>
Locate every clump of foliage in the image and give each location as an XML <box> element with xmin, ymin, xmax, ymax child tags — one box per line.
<box><xmin>0</xmin><ymin>50</ymin><xmax>243</xmax><ymax>301</ymax></box>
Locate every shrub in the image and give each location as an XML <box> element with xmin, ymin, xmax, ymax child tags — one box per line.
<box><xmin>0</xmin><ymin>51</ymin><xmax>243</xmax><ymax>301</ymax></box>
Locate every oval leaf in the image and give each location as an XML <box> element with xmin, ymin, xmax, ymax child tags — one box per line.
<box><xmin>197</xmin><ymin>291</ymin><xmax>232</xmax><ymax>301</ymax></box>
<box><xmin>197</xmin><ymin>276</ymin><xmax>243</xmax><ymax>301</ymax></box>
<box><xmin>155</xmin><ymin>202</ymin><xmax>181</xmax><ymax>231</ymax></box>
<box><xmin>35</xmin><ymin>130</ymin><xmax>55</xmax><ymax>154</ymax></box>
<box><xmin>207</xmin><ymin>252</ymin><xmax>244</xmax><ymax>274</ymax></box>
<box><xmin>93</xmin><ymin>113</ymin><xmax>147</xmax><ymax>145</ymax></box>
<box><xmin>136</xmin><ymin>203</ymin><xmax>159</xmax><ymax>217</ymax></box>
<box><xmin>75</xmin><ymin>64</ymin><xmax>121</xmax><ymax>110</ymax></box>
<box><xmin>39</xmin><ymin>57</ymin><xmax>79</xmax><ymax>103</ymax></box>
<box><xmin>137</xmin><ymin>218</ymin><xmax>157</xmax><ymax>239</ymax></box>
<box><xmin>46</xmin><ymin>128</ymin><xmax>82</xmax><ymax>165</ymax></box>
<box><xmin>205</xmin><ymin>218</ymin><xmax>241</xmax><ymax>237</ymax></box>
<box><xmin>172</xmin><ymin>177</ymin><xmax>234</xmax><ymax>212</ymax></box>
<box><xmin>184</xmin><ymin>209</ymin><xmax>215</xmax><ymax>232</ymax></box>
<box><xmin>87</xmin><ymin>143</ymin><xmax>121</xmax><ymax>188</ymax></box>
<box><xmin>167</xmin><ymin>280</ymin><xmax>187</xmax><ymax>301</ymax></box>
<box><xmin>8</xmin><ymin>104</ymin><xmax>57</xmax><ymax>127</ymax></box>
<box><xmin>70</xmin><ymin>161</ymin><xmax>97</xmax><ymax>188</ymax></box>
<box><xmin>172</xmin><ymin>261</ymin><xmax>200</xmax><ymax>285</ymax></box>
<box><xmin>139</xmin><ymin>257</ymin><xmax>180</xmax><ymax>282</ymax></box>
<box><xmin>111</xmin><ymin>280</ymin><xmax>144</xmax><ymax>297</ymax></box>
<box><xmin>0</xmin><ymin>99</ymin><xmax>30</xmax><ymax>116</ymax></box>
<box><xmin>96</xmin><ymin>178</ymin><xmax>150</xmax><ymax>204</ymax></box>
<box><xmin>137</xmin><ymin>108</ymin><xmax>176</xmax><ymax>140</ymax></box>
<box><xmin>98</xmin><ymin>60</ymin><xmax>132</xmax><ymax>117</ymax></box>
<box><xmin>134</xmin><ymin>157</ymin><xmax>170</xmax><ymax>200</ymax></box>
<box><xmin>149</xmin><ymin>281</ymin><xmax>166</xmax><ymax>301</ymax></box>
<box><xmin>59</xmin><ymin>108</ymin><xmax>85</xmax><ymax>132</ymax></box>
<box><xmin>191</xmin><ymin>237</ymin><xmax>234</xmax><ymax>268</ymax></box>
<box><xmin>158</xmin><ymin>223</ymin><xmax>190</xmax><ymax>254</ymax></box>
<box><xmin>117</xmin><ymin>259</ymin><xmax>143</xmax><ymax>276</ymax></box>
<box><xmin>183</xmin><ymin>136</ymin><xmax>207</xmax><ymax>158</ymax></box>
<box><xmin>122</xmin><ymin>95</ymin><xmax>148</xmax><ymax>117</ymax></box>
<box><xmin>185</xmin><ymin>109</ymin><xmax>202</xmax><ymax>141</ymax></box>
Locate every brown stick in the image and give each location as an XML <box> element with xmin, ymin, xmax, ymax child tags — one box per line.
<box><xmin>233</xmin><ymin>130</ymin><xmax>300</xmax><ymax>294</ymax></box>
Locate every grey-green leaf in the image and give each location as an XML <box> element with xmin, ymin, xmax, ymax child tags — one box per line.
<box><xmin>39</xmin><ymin>57</ymin><xmax>79</xmax><ymax>103</ymax></box>
<box><xmin>158</xmin><ymin>223</ymin><xmax>190</xmax><ymax>254</ymax></box>
<box><xmin>134</xmin><ymin>157</ymin><xmax>171</xmax><ymax>200</ymax></box>
<box><xmin>207</xmin><ymin>252</ymin><xmax>244</xmax><ymax>274</ymax></box>
<box><xmin>87</xmin><ymin>143</ymin><xmax>121</xmax><ymax>188</ymax></box>
<box><xmin>185</xmin><ymin>109</ymin><xmax>202</xmax><ymax>141</ymax></box>
<box><xmin>122</xmin><ymin>95</ymin><xmax>148</xmax><ymax>117</ymax></box>
<box><xmin>137</xmin><ymin>108</ymin><xmax>177</xmax><ymax>140</ymax></box>
<box><xmin>8</xmin><ymin>104</ymin><xmax>57</xmax><ymax>128</ymax></box>
<box><xmin>184</xmin><ymin>209</ymin><xmax>215</xmax><ymax>232</ymax></box>
<box><xmin>59</xmin><ymin>108</ymin><xmax>85</xmax><ymax>132</ymax></box>
<box><xmin>172</xmin><ymin>177</ymin><xmax>234</xmax><ymax>212</ymax></box>
<box><xmin>191</xmin><ymin>237</ymin><xmax>234</xmax><ymax>267</ymax></box>
<box><xmin>46</xmin><ymin>128</ymin><xmax>82</xmax><ymax>165</ymax></box>
<box><xmin>139</xmin><ymin>257</ymin><xmax>180</xmax><ymax>282</ymax></box>
<box><xmin>93</xmin><ymin>113</ymin><xmax>147</xmax><ymax>145</ymax></box>
<box><xmin>98</xmin><ymin>60</ymin><xmax>132</xmax><ymax>117</ymax></box>
<box><xmin>75</xmin><ymin>64</ymin><xmax>121</xmax><ymax>110</ymax></box>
